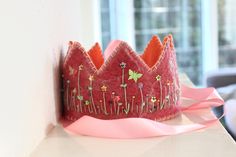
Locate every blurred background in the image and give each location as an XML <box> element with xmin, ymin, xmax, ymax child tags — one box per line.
<box><xmin>99</xmin><ymin>0</ymin><xmax>236</xmax><ymax>142</ymax></box>
<box><xmin>1</xmin><ymin>0</ymin><xmax>236</xmax><ymax>156</ymax></box>
<box><xmin>100</xmin><ymin>0</ymin><xmax>236</xmax><ymax>85</ymax></box>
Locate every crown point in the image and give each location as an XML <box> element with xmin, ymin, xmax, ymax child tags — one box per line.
<box><xmin>151</xmin><ymin>35</ymin><xmax>159</xmax><ymax>41</ymax></box>
<box><xmin>88</xmin><ymin>42</ymin><xmax>104</xmax><ymax>69</ymax></box>
<box><xmin>141</xmin><ymin>35</ymin><xmax>163</xmax><ymax>68</ymax></box>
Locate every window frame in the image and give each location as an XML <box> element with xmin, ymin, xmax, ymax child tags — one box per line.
<box><xmin>98</xmin><ymin>0</ymin><xmax>220</xmax><ymax>84</ymax></box>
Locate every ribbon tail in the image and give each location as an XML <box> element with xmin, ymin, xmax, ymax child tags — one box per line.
<box><xmin>180</xmin><ymin>84</ymin><xmax>224</xmax><ymax>110</ymax></box>
<box><xmin>63</xmin><ymin>112</ymin><xmax>224</xmax><ymax>138</ymax></box>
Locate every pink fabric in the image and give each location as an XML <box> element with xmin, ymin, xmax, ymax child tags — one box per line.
<box><xmin>104</xmin><ymin>40</ymin><xmax>122</xmax><ymax>60</ymax></box>
<box><xmin>63</xmin><ymin>37</ymin><xmax>180</xmax><ymax>121</ymax></box>
<box><xmin>63</xmin><ymin>85</ymin><xmax>224</xmax><ymax>138</ymax></box>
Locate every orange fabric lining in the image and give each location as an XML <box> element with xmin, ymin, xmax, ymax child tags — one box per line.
<box><xmin>140</xmin><ymin>36</ymin><xmax>163</xmax><ymax>68</ymax></box>
<box><xmin>87</xmin><ymin>36</ymin><xmax>168</xmax><ymax>69</ymax></box>
<box><xmin>88</xmin><ymin>43</ymin><xmax>104</xmax><ymax>69</ymax></box>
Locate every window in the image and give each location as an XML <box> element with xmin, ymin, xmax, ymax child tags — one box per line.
<box><xmin>218</xmin><ymin>0</ymin><xmax>236</xmax><ymax>67</ymax></box>
<box><xmin>100</xmin><ymin>0</ymin><xmax>112</xmax><ymax>49</ymax></box>
<box><xmin>133</xmin><ymin>0</ymin><xmax>202</xmax><ymax>85</ymax></box>
<box><xmin>100</xmin><ymin>0</ymin><xmax>236</xmax><ymax>85</ymax></box>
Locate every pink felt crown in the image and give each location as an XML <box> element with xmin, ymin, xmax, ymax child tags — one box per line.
<box><xmin>62</xmin><ymin>35</ymin><xmax>180</xmax><ymax>122</ymax></box>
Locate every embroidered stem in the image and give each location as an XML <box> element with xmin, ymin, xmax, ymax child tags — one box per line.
<box><xmin>151</xmin><ymin>101</ymin><xmax>155</xmax><ymax>112</ymax></box>
<box><xmin>173</xmin><ymin>81</ymin><xmax>178</xmax><ymax>106</ymax></box>
<box><xmin>156</xmin><ymin>75</ymin><xmax>165</xmax><ymax>110</ymax></box>
<box><xmin>131</xmin><ymin>96</ymin><xmax>135</xmax><ymax>113</ymax></box>
<box><xmin>70</xmin><ymin>90</ymin><xmax>73</xmax><ymax>110</ymax></box>
<box><xmin>101</xmin><ymin>85</ymin><xmax>108</xmax><ymax>115</ymax></box>
<box><xmin>89</xmin><ymin>75</ymin><xmax>97</xmax><ymax>114</ymax></box>
<box><xmin>145</xmin><ymin>95</ymin><xmax>149</xmax><ymax>113</ymax></box>
<box><xmin>117</xmin><ymin>103</ymin><xmax>122</xmax><ymax>115</ymax></box>
<box><xmin>102</xmin><ymin>92</ymin><xmax>108</xmax><ymax>115</ymax></box>
<box><xmin>72</xmin><ymin>88</ymin><xmax>77</xmax><ymax>111</ymax></box>
<box><xmin>77</xmin><ymin>66</ymin><xmax>83</xmax><ymax>113</ymax></box>
<box><xmin>120</xmin><ymin>62</ymin><xmax>128</xmax><ymax>109</ymax></box>
<box><xmin>121</xmin><ymin>106</ymin><xmax>124</xmax><ymax>114</ymax></box>
<box><xmin>88</xmin><ymin>104</ymin><xmax>92</xmax><ymax>113</ymax></box>
<box><xmin>97</xmin><ymin>105</ymin><xmax>101</xmax><ymax>114</ymax></box>
<box><xmin>99</xmin><ymin>100</ymin><xmax>103</xmax><ymax>113</ymax></box>
<box><xmin>159</xmin><ymin>81</ymin><xmax>164</xmax><ymax>109</ymax></box>
<box><xmin>139</xmin><ymin>86</ymin><xmax>145</xmax><ymax>114</ymax></box>
<box><xmin>167</xmin><ymin>82</ymin><xmax>171</xmax><ymax>107</ymax></box>
<box><xmin>85</xmin><ymin>100</ymin><xmax>92</xmax><ymax>113</ymax></box>
<box><xmin>73</xmin><ymin>94</ymin><xmax>76</xmax><ymax>111</ymax></box>
<box><xmin>90</xmin><ymin>83</ymin><xmax>97</xmax><ymax>114</ymax></box>
<box><xmin>66</xmin><ymin>80</ymin><xmax>70</xmax><ymax>111</ymax></box>
<box><xmin>150</xmin><ymin>96</ymin><xmax>157</xmax><ymax>113</ymax></box>
<box><xmin>117</xmin><ymin>104</ymin><xmax>120</xmax><ymax>115</ymax></box>
<box><xmin>122</xmin><ymin>68</ymin><xmax>128</xmax><ymax>109</ymax></box>
<box><xmin>161</xmin><ymin>86</ymin><xmax>168</xmax><ymax>110</ymax></box>
<box><xmin>110</xmin><ymin>102</ymin><xmax>113</xmax><ymax>114</ymax></box>
<box><xmin>112</xmin><ymin>92</ymin><xmax>116</xmax><ymax>114</ymax></box>
<box><xmin>114</xmin><ymin>101</ymin><xmax>116</xmax><ymax>113</ymax></box>
<box><xmin>124</xmin><ymin>103</ymin><xmax>130</xmax><ymax>115</ymax></box>
<box><xmin>174</xmin><ymin>82</ymin><xmax>176</xmax><ymax>105</ymax></box>
<box><xmin>136</xmin><ymin>105</ymin><xmax>139</xmax><ymax>114</ymax></box>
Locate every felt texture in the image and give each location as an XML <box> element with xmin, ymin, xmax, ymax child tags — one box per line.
<box><xmin>63</xmin><ymin>35</ymin><xmax>180</xmax><ymax>122</ymax></box>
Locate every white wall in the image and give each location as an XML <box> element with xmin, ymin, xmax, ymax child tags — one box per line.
<box><xmin>0</xmin><ymin>0</ymin><xmax>100</xmax><ymax>157</ymax></box>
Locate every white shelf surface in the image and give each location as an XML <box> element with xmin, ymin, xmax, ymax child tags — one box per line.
<box><xmin>31</xmin><ymin>124</ymin><xmax>236</xmax><ymax>157</ymax></box>
<box><xmin>30</xmin><ymin>74</ymin><xmax>236</xmax><ymax>157</ymax></box>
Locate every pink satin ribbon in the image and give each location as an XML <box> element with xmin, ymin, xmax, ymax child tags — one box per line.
<box><xmin>63</xmin><ymin>85</ymin><xmax>224</xmax><ymax>138</ymax></box>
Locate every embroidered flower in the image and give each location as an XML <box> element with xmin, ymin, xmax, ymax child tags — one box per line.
<box><xmin>151</xmin><ymin>96</ymin><xmax>157</xmax><ymax>103</ymax></box>
<box><xmin>138</xmin><ymin>82</ymin><xmax>143</xmax><ymax>89</ymax></box>
<box><xmin>88</xmin><ymin>75</ymin><xmax>94</xmax><ymax>81</ymax></box>
<box><xmin>120</xmin><ymin>62</ymin><xmax>126</xmax><ymax>69</ymax></box>
<box><xmin>69</xmin><ymin>66</ymin><xmax>75</xmax><ymax>75</ymax></box>
<box><xmin>156</xmin><ymin>75</ymin><xmax>161</xmax><ymax>81</ymax></box>
<box><xmin>78</xmin><ymin>64</ymin><xmax>83</xmax><ymax>71</ymax></box>
<box><xmin>84</xmin><ymin>100</ymin><xmax>90</xmax><ymax>105</ymax></box>
<box><xmin>101</xmin><ymin>85</ymin><xmax>107</xmax><ymax>92</ymax></box>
